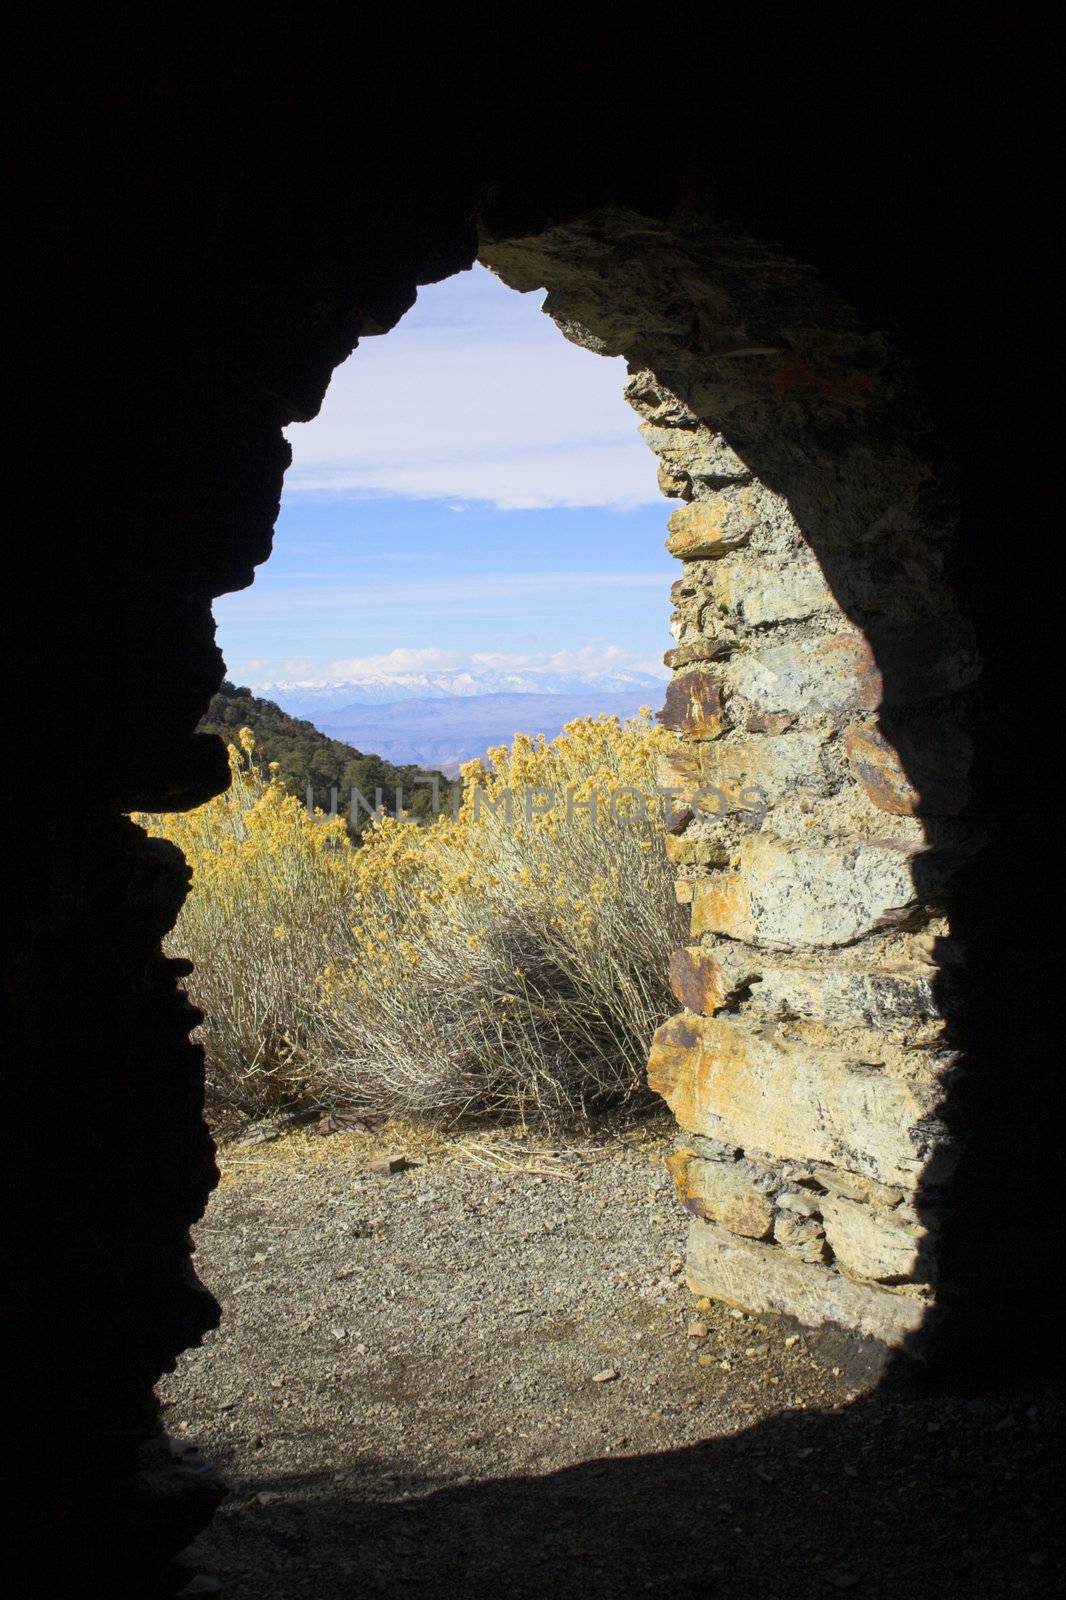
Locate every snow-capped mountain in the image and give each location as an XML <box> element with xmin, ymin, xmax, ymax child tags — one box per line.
<box><xmin>315</xmin><ymin>691</ymin><xmax>665</xmax><ymax>775</ymax></box>
<box><xmin>253</xmin><ymin>666</ymin><xmax>666</xmax><ymax>722</ymax></box>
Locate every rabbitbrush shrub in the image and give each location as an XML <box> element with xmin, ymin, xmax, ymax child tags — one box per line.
<box><xmin>314</xmin><ymin>712</ymin><xmax>687</xmax><ymax>1125</ymax></box>
<box><xmin>137</xmin><ymin>715</ymin><xmax>686</xmax><ymax>1128</ymax></box>
<box><xmin>134</xmin><ymin>731</ymin><xmax>354</xmax><ymax>1124</ymax></box>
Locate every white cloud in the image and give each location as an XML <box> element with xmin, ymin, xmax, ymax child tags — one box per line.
<box><xmin>226</xmin><ymin>642</ymin><xmax>669</xmax><ymax>686</ymax></box>
<box><xmin>317</xmin><ymin>647</ymin><xmax>463</xmax><ymax>677</ymax></box>
<box><xmin>468</xmin><ymin>643</ymin><xmax>665</xmax><ymax>676</ymax></box>
<box><xmin>282</xmin><ymin>265</ymin><xmax>662</xmax><ymax>511</ymax></box>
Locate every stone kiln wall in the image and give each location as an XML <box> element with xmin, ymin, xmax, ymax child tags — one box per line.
<box><xmin>483</xmin><ymin>213</ymin><xmax>981</xmax><ymax>1350</ymax></box>
<box><xmin>11</xmin><ymin>15</ymin><xmax>1045</xmax><ymax>1585</ymax></box>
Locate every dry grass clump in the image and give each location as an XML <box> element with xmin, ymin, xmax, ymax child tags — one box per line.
<box><xmin>313</xmin><ymin>712</ymin><xmax>686</xmax><ymax>1127</ymax></box>
<box><xmin>138</xmin><ymin>715</ymin><xmax>685</xmax><ymax>1129</ymax></box>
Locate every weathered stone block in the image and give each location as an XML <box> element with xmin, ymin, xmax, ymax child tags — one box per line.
<box><xmin>638</xmin><ymin>421</ymin><xmax>751</xmax><ymax>486</ymax></box>
<box><xmin>710</xmin><ymin>949</ymin><xmax>942</xmax><ymax>1032</ymax></box>
<box><xmin>820</xmin><ymin>1193</ymin><xmax>933</xmax><ymax>1284</ymax></box>
<box><xmin>658</xmin><ymin>460</ymin><xmax>689</xmax><ymax>499</ymax></box>
<box><xmin>657</xmin><ymin>669</ymin><xmax>727</xmax><ymax>740</ymax></box>
<box><xmin>698</xmin><ymin>734</ymin><xmax>825</xmax><ymax>805</ymax></box>
<box><xmin>664</xmin><ymin>640</ymin><xmax>730</xmax><ymax>669</ymax></box>
<box><xmin>686</xmin><ymin>1220</ymin><xmax>928</xmax><ymax>1345</ymax></box>
<box><xmin>745</xmin><ymin>712</ymin><xmax>795</xmax><ymax>735</ymax></box>
<box><xmin>712</xmin><ymin>554</ymin><xmax>835</xmax><ymax>624</ymax></box>
<box><xmin>668</xmin><ymin>945</ymin><xmax>729</xmax><ymax>1014</ymax></box>
<box><xmin>667</xmin><ymin>1150</ymin><xmax>774</xmax><ymax>1238</ymax></box>
<box><xmin>657</xmin><ymin>737</ymin><xmax>821</xmax><ymax>816</ymax></box>
<box><xmin>844</xmin><ymin>715</ymin><xmax>972</xmax><ymax>816</ymax></box>
<box><xmin>726</xmin><ymin>632</ymin><xmax>878</xmax><ymax>716</ymax></box>
<box><xmin>623</xmin><ymin>372</ymin><xmax>697</xmax><ymax>428</ymax></box>
<box><xmin>656</xmin><ymin>746</ymin><xmax>703</xmax><ymax>805</ymax></box>
<box><xmin>663</xmin><ymin>833</ymin><xmax>730</xmax><ymax>867</ymax></box>
<box><xmin>647</xmin><ymin>1012</ymin><xmax>951</xmax><ymax>1187</ymax></box>
<box><xmin>726</xmin><ymin>618</ymin><xmax>980</xmax><ymax>717</ymax></box>
<box><xmin>773</xmin><ymin>1209</ymin><xmax>829</xmax><ymax>1263</ymax></box>
<box><xmin>665</xmin><ymin>495</ymin><xmax>754</xmax><ymax>559</ymax></box>
<box><xmin>689</xmin><ymin>835</ymin><xmax>921</xmax><ymax>947</ymax></box>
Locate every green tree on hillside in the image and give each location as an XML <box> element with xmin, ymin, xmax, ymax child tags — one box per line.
<box><xmin>199</xmin><ymin>682</ymin><xmax>451</xmax><ymax>840</ymax></box>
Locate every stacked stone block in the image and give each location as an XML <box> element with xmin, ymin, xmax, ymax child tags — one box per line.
<box><xmin>637</xmin><ymin>387</ymin><xmax>976</xmax><ymax>1347</ymax></box>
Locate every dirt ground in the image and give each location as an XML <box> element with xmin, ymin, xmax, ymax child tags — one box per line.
<box><xmin>164</xmin><ymin>1117</ymin><xmax>1063</xmax><ymax>1598</ymax></box>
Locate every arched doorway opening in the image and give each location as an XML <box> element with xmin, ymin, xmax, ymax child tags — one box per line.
<box><xmin>178</xmin><ymin>208</ymin><xmax>978</xmax><ymax>1358</ymax></box>
<box><xmin>158</xmin><ymin>212</ymin><xmax>985</xmax><ymax>1593</ymax></box>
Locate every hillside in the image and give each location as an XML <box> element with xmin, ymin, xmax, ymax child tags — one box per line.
<box><xmin>198</xmin><ymin>682</ymin><xmax>450</xmax><ymax>835</ymax></box>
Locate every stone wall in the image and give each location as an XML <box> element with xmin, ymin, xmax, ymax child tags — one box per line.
<box><xmin>483</xmin><ymin>213</ymin><xmax>981</xmax><ymax>1351</ymax></box>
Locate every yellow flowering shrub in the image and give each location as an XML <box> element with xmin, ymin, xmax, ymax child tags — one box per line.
<box><xmin>314</xmin><ymin>712</ymin><xmax>686</xmax><ymax>1124</ymax></box>
<box><xmin>135</xmin><ymin>731</ymin><xmax>354</xmax><ymax>1122</ymax></box>
<box><xmin>136</xmin><ymin>715</ymin><xmax>686</xmax><ymax>1128</ymax></box>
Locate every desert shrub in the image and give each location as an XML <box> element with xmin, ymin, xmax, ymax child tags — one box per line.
<box><xmin>137</xmin><ymin>715</ymin><xmax>686</xmax><ymax>1129</ymax></box>
<box><xmin>314</xmin><ymin>713</ymin><xmax>686</xmax><ymax>1125</ymax></box>
<box><xmin>134</xmin><ymin>730</ymin><xmax>354</xmax><ymax>1124</ymax></box>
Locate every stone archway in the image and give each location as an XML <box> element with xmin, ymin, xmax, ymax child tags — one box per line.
<box><xmin>12</xmin><ymin>13</ymin><xmax>1050</xmax><ymax>1575</ymax></box>
<box><xmin>29</xmin><ymin>207</ymin><xmax>979</xmax><ymax>1586</ymax></box>
<box><xmin>478</xmin><ymin>213</ymin><xmax>978</xmax><ymax>1352</ymax></box>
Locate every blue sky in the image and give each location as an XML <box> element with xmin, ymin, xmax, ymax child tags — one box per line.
<box><xmin>214</xmin><ymin>264</ymin><xmax>675</xmax><ymax>684</ymax></box>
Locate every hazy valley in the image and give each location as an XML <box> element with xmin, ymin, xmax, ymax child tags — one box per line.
<box><xmin>257</xmin><ymin>668</ymin><xmax>667</xmax><ymax>772</ymax></box>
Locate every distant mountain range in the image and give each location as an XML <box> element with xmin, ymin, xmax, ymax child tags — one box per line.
<box><xmin>255</xmin><ymin>666</ymin><xmax>666</xmax><ymax>721</ymax></box>
<box><xmin>252</xmin><ymin>668</ymin><xmax>668</xmax><ymax>772</ymax></box>
<box><xmin>315</xmin><ymin>691</ymin><xmax>663</xmax><ymax>775</ymax></box>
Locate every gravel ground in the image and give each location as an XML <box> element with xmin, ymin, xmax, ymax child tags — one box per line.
<box><xmin>164</xmin><ymin>1117</ymin><xmax>1064</xmax><ymax>1598</ymax></box>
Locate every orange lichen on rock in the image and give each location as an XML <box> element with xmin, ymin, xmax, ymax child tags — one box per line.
<box><xmin>665</xmin><ymin>496</ymin><xmax>752</xmax><ymax>559</ymax></box>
